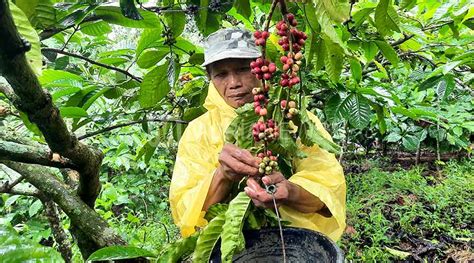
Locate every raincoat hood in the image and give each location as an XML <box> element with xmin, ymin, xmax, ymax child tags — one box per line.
<box><xmin>203</xmin><ymin>82</ymin><xmax>236</xmax><ymax>116</ymax></box>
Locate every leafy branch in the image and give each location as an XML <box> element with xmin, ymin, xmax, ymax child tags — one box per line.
<box><xmin>42</xmin><ymin>47</ymin><xmax>143</xmax><ymax>82</ymax></box>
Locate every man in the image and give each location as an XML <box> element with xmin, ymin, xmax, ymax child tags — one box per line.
<box><xmin>169</xmin><ymin>28</ymin><xmax>346</xmax><ymax>241</ymax></box>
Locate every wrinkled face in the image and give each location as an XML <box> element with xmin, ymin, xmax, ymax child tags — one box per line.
<box><xmin>208</xmin><ymin>58</ymin><xmax>261</xmax><ymax>108</ymax></box>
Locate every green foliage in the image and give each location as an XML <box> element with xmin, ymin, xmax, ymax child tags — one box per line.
<box><xmin>0</xmin><ymin>225</ymin><xmax>64</xmax><ymax>262</ymax></box>
<box><xmin>340</xmin><ymin>159</ymin><xmax>473</xmax><ymax>261</ymax></box>
<box><xmin>1</xmin><ymin>0</ymin><xmax>472</xmax><ymax>261</ymax></box>
<box><xmin>220</xmin><ymin>191</ymin><xmax>251</xmax><ymax>262</ymax></box>
<box><xmin>9</xmin><ymin>1</ymin><xmax>42</xmax><ymax>75</ymax></box>
<box><xmin>139</xmin><ymin>61</ymin><xmax>172</xmax><ymax>108</ymax></box>
<box><xmin>157</xmin><ymin>232</ymin><xmax>199</xmax><ymax>263</ymax></box>
<box><xmin>87</xmin><ymin>246</ymin><xmax>155</xmax><ymax>261</ymax></box>
<box><xmin>95</xmin><ymin>6</ymin><xmax>159</xmax><ymax>28</ymax></box>
<box><xmin>192</xmin><ymin>213</ymin><xmax>226</xmax><ymax>262</ymax></box>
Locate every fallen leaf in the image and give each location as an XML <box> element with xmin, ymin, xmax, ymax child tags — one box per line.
<box><xmin>385</xmin><ymin>247</ymin><xmax>411</xmax><ymax>259</ymax></box>
<box><xmin>345</xmin><ymin>225</ymin><xmax>357</xmax><ymax>235</ymax></box>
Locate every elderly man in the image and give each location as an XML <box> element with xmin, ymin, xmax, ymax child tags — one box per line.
<box><xmin>169</xmin><ymin>28</ymin><xmax>346</xmax><ymax>241</ymax></box>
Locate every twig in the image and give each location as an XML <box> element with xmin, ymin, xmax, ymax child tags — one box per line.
<box><xmin>78</xmin><ymin>118</ymin><xmax>188</xmax><ymax>140</ymax></box>
<box><xmin>61</xmin><ymin>26</ymin><xmax>78</xmax><ymax>51</ymax></box>
<box><xmin>42</xmin><ymin>48</ymin><xmax>142</xmax><ymax>82</ymax></box>
<box><xmin>391</xmin><ymin>34</ymin><xmax>415</xmax><ymax>47</ymax></box>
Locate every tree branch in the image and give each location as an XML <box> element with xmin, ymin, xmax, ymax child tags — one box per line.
<box><xmin>0</xmin><ymin>0</ymin><xmax>103</xmax><ymax>208</ymax></box>
<box><xmin>78</xmin><ymin>118</ymin><xmax>188</xmax><ymax>140</ymax></box>
<box><xmin>2</xmin><ymin>161</ymin><xmax>126</xmax><ymax>255</ymax></box>
<box><xmin>0</xmin><ymin>140</ymin><xmax>77</xmax><ymax>169</ymax></box>
<box><xmin>42</xmin><ymin>48</ymin><xmax>142</xmax><ymax>82</ymax></box>
<box><xmin>391</xmin><ymin>34</ymin><xmax>414</xmax><ymax>47</ymax></box>
<box><xmin>43</xmin><ymin>200</ymin><xmax>73</xmax><ymax>263</ymax></box>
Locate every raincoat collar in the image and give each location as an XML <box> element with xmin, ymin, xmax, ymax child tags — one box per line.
<box><xmin>204</xmin><ymin>82</ymin><xmax>236</xmax><ymax>119</ymax></box>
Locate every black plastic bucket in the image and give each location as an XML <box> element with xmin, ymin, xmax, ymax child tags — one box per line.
<box><xmin>210</xmin><ymin>227</ymin><xmax>344</xmax><ymax>262</ymax></box>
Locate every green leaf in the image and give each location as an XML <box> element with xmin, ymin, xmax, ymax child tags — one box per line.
<box><xmin>362</xmin><ymin>41</ymin><xmax>378</xmax><ymax>62</ymax></box>
<box><xmin>138</xmin><ymin>62</ymin><xmax>171</xmax><ymax>108</ymax></box>
<box><xmin>80</xmin><ymin>20</ymin><xmax>112</xmax><ymax>36</ymax></box>
<box><xmin>311</xmin><ymin>0</ymin><xmax>344</xmax><ymax>47</ymax></box>
<box><xmin>385</xmin><ymin>132</ymin><xmax>402</xmax><ymax>142</ymax></box>
<box><xmin>10</xmin><ymin>2</ymin><xmax>42</xmax><ymax>75</ymax></box>
<box><xmin>324</xmin><ymin>37</ymin><xmax>344</xmax><ymax>82</ymax></box>
<box><xmin>59</xmin><ymin>107</ymin><xmax>88</xmax><ymax>118</ymax></box>
<box><xmin>87</xmin><ymin>246</ymin><xmax>155</xmax><ymax>261</ymax></box>
<box><xmin>298</xmin><ymin>99</ymin><xmax>341</xmax><ymax>154</ymax></box>
<box><xmin>120</xmin><ymin>0</ymin><xmax>143</xmax><ymax>20</ymax></box>
<box><xmin>28</xmin><ymin>199</ymin><xmax>43</xmax><ymax>217</ymax></box>
<box><xmin>324</xmin><ymin>94</ymin><xmax>344</xmax><ymax>122</ymax></box>
<box><xmin>192</xmin><ymin>213</ymin><xmax>226</xmax><ymax>262</ymax></box>
<box><xmin>39</xmin><ymin>69</ymin><xmax>83</xmax><ymax>88</ymax></box>
<box><xmin>402</xmin><ymin>134</ymin><xmax>419</xmax><ymax>151</ymax></box>
<box><xmin>136</xmin><ymin>29</ymin><xmax>163</xmax><ymax>57</ymax></box>
<box><xmin>225</xmin><ymin>103</ymin><xmax>259</xmax><ymax>149</ymax></box>
<box><xmin>164</xmin><ymin>10</ymin><xmax>185</xmax><ymax>38</ymax></box>
<box><xmin>19</xmin><ymin>0</ymin><xmax>56</xmax><ymax>29</ymax></box>
<box><xmin>352</xmin><ymin>7</ymin><xmax>374</xmax><ymax>28</ymax></box>
<box><xmin>311</xmin><ymin>0</ymin><xmax>350</xmax><ymax>23</ymax></box>
<box><xmin>205</xmin><ymin>203</ymin><xmax>229</xmax><ymax>221</ymax></box>
<box><xmin>221</xmin><ymin>192</ymin><xmax>251</xmax><ymax>263</ymax></box>
<box><xmin>375</xmin><ymin>40</ymin><xmax>399</xmax><ymax>65</ymax></box>
<box><xmin>435</xmin><ymin>75</ymin><xmax>455</xmax><ymax>102</ymax></box>
<box><xmin>137</xmin><ymin>48</ymin><xmax>168</xmax><ymax>69</ymax></box>
<box><xmin>340</xmin><ymin>94</ymin><xmax>372</xmax><ymax>129</ymax></box>
<box><xmin>234</xmin><ymin>0</ymin><xmax>251</xmax><ymax>19</ymax></box>
<box><xmin>374</xmin><ymin>0</ymin><xmax>401</xmax><ymax>36</ymax></box>
<box><xmin>95</xmin><ymin>6</ymin><xmax>160</xmax><ymax>28</ymax></box>
<box><xmin>188</xmin><ymin>53</ymin><xmax>205</xmax><ymax>65</ymax></box>
<box><xmin>167</xmin><ymin>57</ymin><xmax>181</xmax><ymax>87</ymax></box>
<box><xmin>157</xmin><ymin>232</ymin><xmax>199</xmax><ymax>263</ymax></box>
<box><xmin>391</xmin><ymin>106</ymin><xmax>417</xmax><ymax>119</ymax></box>
<box><xmin>183</xmin><ymin>106</ymin><xmax>207</xmax><ymax>122</ymax></box>
<box><xmin>349</xmin><ymin>58</ymin><xmax>362</xmax><ymax>83</ymax></box>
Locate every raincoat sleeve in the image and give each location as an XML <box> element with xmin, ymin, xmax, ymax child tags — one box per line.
<box><xmin>279</xmin><ymin>112</ymin><xmax>346</xmax><ymax>241</ymax></box>
<box><xmin>169</xmin><ymin>115</ymin><xmax>219</xmax><ymax>237</ymax></box>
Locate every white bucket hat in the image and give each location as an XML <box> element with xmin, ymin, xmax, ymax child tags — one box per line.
<box><xmin>202</xmin><ymin>28</ymin><xmax>262</xmax><ymax>67</ymax></box>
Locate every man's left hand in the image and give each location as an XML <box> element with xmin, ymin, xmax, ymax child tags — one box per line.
<box><xmin>244</xmin><ymin>172</ymin><xmax>292</xmax><ymax>209</ymax></box>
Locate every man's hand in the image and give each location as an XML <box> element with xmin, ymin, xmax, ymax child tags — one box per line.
<box><xmin>244</xmin><ymin>171</ymin><xmax>328</xmax><ymax>214</ymax></box>
<box><xmin>244</xmin><ymin>172</ymin><xmax>290</xmax><ymax>208</ymax></box>
<box><xmin>218</xmin><ymin>143</ymin><xmax>259</xmax><ymax>182</ymax></box>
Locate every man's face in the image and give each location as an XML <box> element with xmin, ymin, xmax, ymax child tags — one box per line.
<box><xmin>208</xmin><ymin>58</ymin><xmax>261</xmax><ymax>108</ymax></box>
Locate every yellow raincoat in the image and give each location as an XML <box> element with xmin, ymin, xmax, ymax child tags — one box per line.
<box><xmin>169</xmin><ymin>83</ymin><xmax>346</xmax><ymax>241</ymax></box>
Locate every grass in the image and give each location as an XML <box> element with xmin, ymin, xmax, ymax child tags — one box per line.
<box><xmin>339</xmin><ymin>158</ymin><xmax>473</xmax><ymax>261</ymax></box>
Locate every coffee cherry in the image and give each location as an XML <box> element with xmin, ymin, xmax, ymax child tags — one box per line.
<box><xmin>287</xmin><ymin>13</ymin><xmax>295</xmax><ymax>21</ymax></box>
<box><xmin>280</xmin><ymin>100</ymin><xmax>287</xmax><ymax>109</ymax></box>
<box><xmin>254</xmin><ymin>31</ymin><xmax>262</xmax><ymax>39</ymax></box>
<box><xmin>262</xmin><ymin>31</ymin><xmax>269</xmax><ymax>39</ymax></box>
<box><xmin>288</xmin><ymin>100</ymin><xmax>296</xmax><ymax>108</ymax></box>
<box><xmin>268</xmin><ymin>63</ymin><xmax>276</xmax><ymax>73</ymax></box>
<box><xmin>259</xmin><ymin>108</ymin><xmax>267</xmax><ymax>116</ymax></box>
<box><xmin>295</xmin><ymin>52</ymin><xmax>303</xmax><ymax>61</ymax></box>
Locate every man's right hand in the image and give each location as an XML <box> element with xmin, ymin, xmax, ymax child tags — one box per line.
<box><xmin>217</xmin><ymin>143</ymin><xmax>260</xmax><ymax>182</ymax></box>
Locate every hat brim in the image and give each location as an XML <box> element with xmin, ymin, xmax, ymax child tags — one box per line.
<box><xmin>201</xmin><ymin>50</ymin><xmax>261</xmax><ymax>67</ymax></box>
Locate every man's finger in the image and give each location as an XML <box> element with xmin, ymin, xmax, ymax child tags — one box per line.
<box><xmin>229</xmin><ymin>147</ymin><xmax>259</xmax><ymax>168</ymax></box>
<box><xmin>220</xmin><ymin>151</ymin><xmax>258</xmax><ymax>176</ymax></box>
<box><xmin>262</xmin><ymin>172</ymin><xmax>285</xmax><ymax>185</ymax></box>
